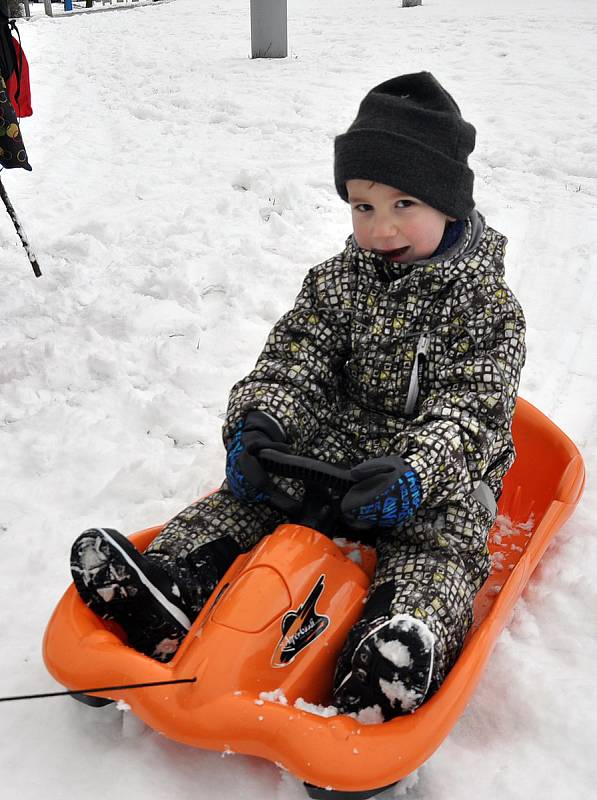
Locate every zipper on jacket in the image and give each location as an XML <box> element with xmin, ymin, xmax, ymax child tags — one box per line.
<box><xmin>405</xmin><ymin>333</ymin><xmax>431</xmax><ymax>416</ymax></box>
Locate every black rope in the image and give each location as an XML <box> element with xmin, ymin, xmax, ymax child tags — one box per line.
<box><xmin>0</xmin><ymin>677</ymin><xmax>197</xmax><ymax>703</ymax></box>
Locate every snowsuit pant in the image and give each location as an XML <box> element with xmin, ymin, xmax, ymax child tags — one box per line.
<box><xmin>147</xmin><ymin>474</ymin><xmax>494</xmax><ymax>691</ymax></box>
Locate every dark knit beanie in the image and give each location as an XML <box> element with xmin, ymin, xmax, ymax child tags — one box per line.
<box><xmin>334</xmin><ymin>72</ymin><xmax>476</xmax><ymax>219</ymax></box>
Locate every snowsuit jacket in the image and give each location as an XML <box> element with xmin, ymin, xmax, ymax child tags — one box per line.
<box><xmin>223</xmin><ymin>212</ymin><xmax>526</xmax><ymax>513</ymax></box>
<box><xmin>152</xmin><ymin>212</ymin><xmax>525</xmax><ymax>686</ymax></box>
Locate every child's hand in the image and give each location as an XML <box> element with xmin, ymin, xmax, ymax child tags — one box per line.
<box><xmin>341</xmin><ymin>456</ymin><xmax>422</xmax><ymax>528</ymax></box>
<box><xmin>225</xmin><ymin>410</ymin><xmax>291</xmax><ymax>506</ymax></box>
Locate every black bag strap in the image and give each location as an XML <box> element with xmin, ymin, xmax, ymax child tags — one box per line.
<box><xmin>8</xmin><ymin>19</ymin><xmax>22</xmax><ymax>102</ymax></box>
<box><xmin>0</xmin><ymin>10</ymin><xmax>23</xmax><ymax>114</ymax></box>
<box><xmin>0</xmin><ymin>10</ymin><xmax>16</xmax><ymax>83</ymax></box>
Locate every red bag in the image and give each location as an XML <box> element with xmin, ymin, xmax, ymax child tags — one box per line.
<box><xmin>6</xmin><ymin>36</ymin><xmax>31</xmax><ymax>118</ymax></box>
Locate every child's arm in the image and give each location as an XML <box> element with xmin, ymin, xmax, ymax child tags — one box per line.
<box><xmin>393</xmin><ymin>286</ymin><xmax>526</xmax><ymax>511</ymax></box>
<box><xmin>223</xmin><ymin>259</ymin><xmax>352</xmax><ymax>450</ymax></box>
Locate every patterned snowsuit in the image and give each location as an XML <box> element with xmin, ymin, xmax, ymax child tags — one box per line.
<box><xmin>148</xmin><ymin>211</ymin><xmax>526</xmax><ymax>689</ymax></box>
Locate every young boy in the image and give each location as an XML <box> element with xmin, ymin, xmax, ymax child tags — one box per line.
<box><xmin>71</xmin><ymin>72</ymin><xmax>526</xmax><ymax>720</ymax></box>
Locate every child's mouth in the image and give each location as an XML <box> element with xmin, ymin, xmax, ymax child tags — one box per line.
<box><xmin>376</xmin><ymin>245</ymin><xmax>410</xmax><ymax>262</ymax></box>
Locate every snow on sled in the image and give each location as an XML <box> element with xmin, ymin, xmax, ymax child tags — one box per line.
<box><xmin>43</xmin><ymin>397</ymin><xmax>585</xmax><ymax>799</ymax></box>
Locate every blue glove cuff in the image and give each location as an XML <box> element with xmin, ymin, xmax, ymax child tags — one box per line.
<box><xmin>354</xmin><ymin>468</ymin><xmax>422</xmax><ymax>527</ymax></box>
<box><xmin>225</xmin><ymin>423</ymin><xmax>269</xmax><ymax>504</ymax></box>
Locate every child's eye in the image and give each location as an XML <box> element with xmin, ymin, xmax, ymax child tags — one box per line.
<box><xmin>396</xmin><ymin>199</ymin><xmax>415</xmax><ymax>209</ymax></box>
<box><xmin>354</xmin><ymin>203</ymin><xmax>373</xmax><ymax>213</ymax></box>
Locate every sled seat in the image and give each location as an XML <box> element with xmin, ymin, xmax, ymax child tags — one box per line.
<box><xmin>472</xmin><ymin>396</ymin><xmax>585</xmax><ymax>628</ymax></box>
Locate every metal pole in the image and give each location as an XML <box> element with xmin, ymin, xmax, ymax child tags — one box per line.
<box><xmin>0</xmin><ymin>176</ymin><xmax>42</xmax><ymax>277</ymax></box>
<box><xmin>250</xmin><ymin>0</ymin><xmax>287</xmax><ymax>59</ymax></box>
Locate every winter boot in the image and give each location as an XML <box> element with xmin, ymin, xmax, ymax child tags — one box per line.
<box><xmin>333</xmin><ymin>584</ymin><xmax>435</xmax><ymax>719</ymax></box>
<box><xmin>70</xmin><ymin>528</ymin><xmax>195</xmax><ymax>662</ymax></box>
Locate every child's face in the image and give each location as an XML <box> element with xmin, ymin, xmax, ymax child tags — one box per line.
<box><xmin>346</xmin><ymin>179</ymin><xmax>455</xmax><ymax>262</ymax></box>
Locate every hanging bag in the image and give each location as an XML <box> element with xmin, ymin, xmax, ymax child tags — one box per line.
<box><xmin>6</xmin><ymin>35</ymin><xmax>32</xmax><ymax>118</ymax></box>
<box><xmin>0</xmin><ymin>9</ymin><xmax>31</xmax><ymax>170</ymax></box>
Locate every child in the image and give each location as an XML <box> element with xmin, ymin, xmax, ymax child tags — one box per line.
<box><xmin>71</xmin><ymin>72</ymin><xmax>526</xmax><ymax>720</ymax></box>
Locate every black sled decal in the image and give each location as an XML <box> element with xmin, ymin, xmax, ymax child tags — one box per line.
<box><xmin>271</xmin><ymin>574</ymin><xmax>330</xmax><ymax>667</ymax></box>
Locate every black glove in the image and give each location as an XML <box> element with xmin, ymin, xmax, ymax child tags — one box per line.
<box><xmin>341</xmin><ymin>456</ymin><xmax>422</xmax><ymax>529</ymax></box>
<box><xmin>225</xmin><ymin>410</ymin><xmax>296</xmax><ymax>511</ymax></box>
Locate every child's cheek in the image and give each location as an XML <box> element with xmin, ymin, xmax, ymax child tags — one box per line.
<box><xmin>352</xmin><ymin>216</ymin><xmax>369</xmax><ymax>249</ymax></box>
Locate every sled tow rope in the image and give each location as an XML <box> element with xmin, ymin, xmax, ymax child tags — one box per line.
<box><xmin>0</xmin><ymin>677</ymin><xmax>197</xmax><ymax>703</ymax></box>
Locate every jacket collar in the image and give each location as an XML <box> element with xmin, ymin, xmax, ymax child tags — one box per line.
<box><xmin>345</xmin><ymin>211</ymin><xmax>502</xmax><ymax>295</ymax></box>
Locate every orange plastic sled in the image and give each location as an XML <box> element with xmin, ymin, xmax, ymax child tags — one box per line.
<box><xmin>43</xmin><ymin>397</ymin><xmax>585</xmax><ymax>798</ymax></box>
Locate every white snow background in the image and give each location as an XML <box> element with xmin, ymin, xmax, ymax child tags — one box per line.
<box><xmin>1</xmin><ymin>0</ymin><xmax>596</xmax><ymax>797</ymax></box>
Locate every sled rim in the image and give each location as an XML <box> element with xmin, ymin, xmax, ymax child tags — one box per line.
<box><xmin>43</xmin><ymin>397</ymin><xmax>585</xmax><ymax>792</ymax></box>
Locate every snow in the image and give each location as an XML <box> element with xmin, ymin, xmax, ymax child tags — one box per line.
<box><xmin>293</xmin><ymin>698</ymin><xmax>338</xmax><ymax>719</ymax></box>
<box><xmin>258</xmin><ymin>690</ymin><xmax>384</xmax><ymax>726</ymax></box>
<box><xmin>353</xmin><ymin>705</ymin><xmax>384</xmax><ymax>726</ymax></box>
<box><xmin>377</xmin><ymin>639</ymin><xmax>412</xmax><ymax>669</ymax></box>
<box><xmin>1</xmin><ymin>0</ymin><xmax>596</xmax><ymax>797</ymax></box>
<box><xmin>259</xmin><ymin>688</ymin><xmax>289</xmax><ymax>705</ymax></box>
<box><xmin>332</xmin><ymin>536</ymin><xmax>365</xmax><ymax>564</ymax></box>
<box><xmin>378</xmin><ymin>677</ymin><xmax>421</xmax><ymax>714</ymax></box>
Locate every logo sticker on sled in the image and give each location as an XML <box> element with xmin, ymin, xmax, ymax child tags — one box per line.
<box><xmin>271</xmin><ymin>574</ymin><xmax>330</xmax><ymax>667</ymax></box>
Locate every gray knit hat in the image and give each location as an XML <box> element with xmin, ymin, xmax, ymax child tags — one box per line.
<box><xmin>334</xmin><ymin>72</ymin><xmax>476</xmax><ymax>219</ymax></box>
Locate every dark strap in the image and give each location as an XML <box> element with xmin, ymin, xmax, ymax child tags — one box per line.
<box><xmin>8</xmin><ymin>20</ymin><xmax>21</xmax><ymax>103</ymax></box>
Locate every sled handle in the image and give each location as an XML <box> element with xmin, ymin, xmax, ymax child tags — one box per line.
<box><xmin>258</xmin><ymin>448</ymin><xmax>356</xmax><ymax>494</ymax></box>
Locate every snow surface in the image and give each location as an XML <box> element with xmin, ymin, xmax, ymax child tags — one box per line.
<box><xmin>1</xmin><ymin>0</ymin><xmax>597</xmax><ymax>797</ymax></box>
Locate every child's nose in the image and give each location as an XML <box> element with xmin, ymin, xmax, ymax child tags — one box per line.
<box><xmin>372</xmin><ymin>215</ymin><xmax>400</xmax><ymax>241</ymax></box>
